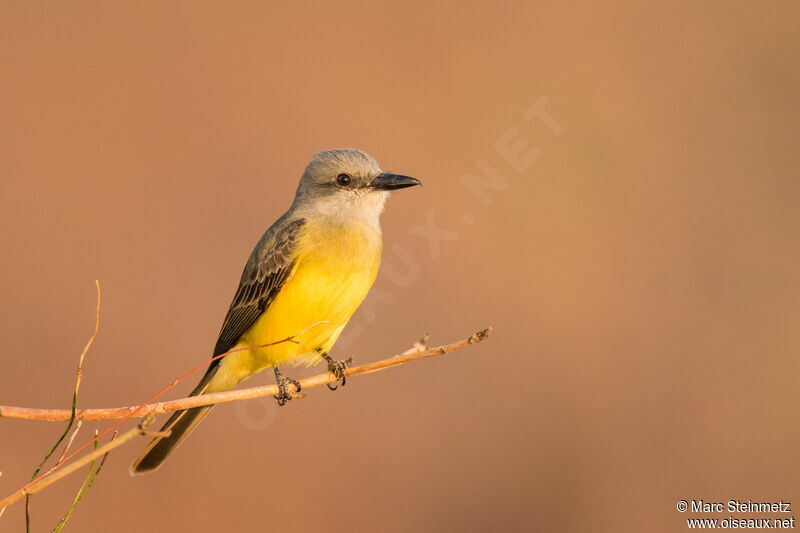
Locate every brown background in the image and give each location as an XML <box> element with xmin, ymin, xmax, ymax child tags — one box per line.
<box><xmin>1</xmin><ymin>1</ymin><xmax>799</xmax><ymax>532</ymax></box>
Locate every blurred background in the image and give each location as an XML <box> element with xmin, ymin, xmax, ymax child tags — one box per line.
<box><xmin>1</xmin><ymin>1</ymin><xmax>799</xmax><ymax>531</ymax></box>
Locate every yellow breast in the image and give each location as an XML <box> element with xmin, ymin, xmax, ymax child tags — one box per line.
<box><xmin>217</xmin><ymin>219</ymin><xmax>382</xmax><ymax>387</ymax></box>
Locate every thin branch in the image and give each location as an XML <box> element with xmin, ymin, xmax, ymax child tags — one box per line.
<box><xmin>0</xmin><ymin>418</ymin><xmax>155</xmax><ymax>511</ymax></box>
<box><xmin>26</xmin><ymin>280</ymin><xmax>100</xmax><ymax>532</ymax></box>
<box><xmin>52</xmin><ymin>430</ymin><xmax>116</xmax><ymax>533</ymax></box>
<box><xmin>13</xmin><ymin>327</ymin><xmax>320</xmax><ymax>503</ymax></box>
<box><xmin>0</xmin><ymin>328</ymin><xmax>492</xmax><ymax>422</ymax></box>
<box><xmin>3</xmin><ymin>321</ymin><xmax>331</xmax><ymax>524</ymax></box>
<box><xmin>73</xmin><ymin>280</ymin><xmax>101</xmax><ymax>399</ymax></box>
<box><xmin>56</xmin><ymin>420</ymin><xmax>83</xmax><ymax>465</ymax></box>
<box><xmin>0</xmin><ymin>327</ymin><xmax>491</xmax><ymax>513</ymax></box>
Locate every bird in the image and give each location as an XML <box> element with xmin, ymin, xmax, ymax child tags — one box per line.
<box><xmin>130</xmin><ymin>148</ymin><xmax>420</xmax><ymax>474</ymax></box>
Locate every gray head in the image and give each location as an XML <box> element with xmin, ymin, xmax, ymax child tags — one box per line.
<box><xmin>292</xmin><ymin>149</ymin><xmax>420</xmax><ymax>221</ymax></box>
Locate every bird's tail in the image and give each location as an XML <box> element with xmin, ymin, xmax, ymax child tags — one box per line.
<box><xmin>130</xmin><ymin>366</ymin><xmax>221</xmax><ymax>474</ymax></box>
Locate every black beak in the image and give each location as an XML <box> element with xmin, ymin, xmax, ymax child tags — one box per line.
<box><xmin>369</xmin><ymin>172</ymin><xmax>421</xmax><ymax>191</ymax></box>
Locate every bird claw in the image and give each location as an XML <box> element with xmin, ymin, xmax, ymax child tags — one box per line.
<box><xmin>273</xmin><ymin>367</ymin><xmax>301</xmax><ymax>406</ymax></box>
<box><xmin>323</xmin><ymin>354</ymin><xmax>352</xmax><ymax>391</ymax></box>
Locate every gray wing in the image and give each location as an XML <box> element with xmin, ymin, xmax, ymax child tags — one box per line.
<box><xmin>211</xmin><ymin>217</ymin><xmax>306</xmax><ymax>360</ymax></box>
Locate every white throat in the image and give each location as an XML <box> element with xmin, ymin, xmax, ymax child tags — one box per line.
<box><xmin>301</xmin><ymin>190</ymin><xmax>388</xmax><ymax>232</ymax></box>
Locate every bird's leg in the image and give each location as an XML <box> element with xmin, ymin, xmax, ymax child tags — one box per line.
<box><xmin>273</xmin><ymin>366</ymin><xmax>301</xmax><ymax>406</ymax></box>
<box><xmin>318</xmin><ymin>350</ymin><xmax>352</xmax><ymax>391</ymax></box>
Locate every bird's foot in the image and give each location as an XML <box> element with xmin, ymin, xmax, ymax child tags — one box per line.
<box><xmin>321</xmin><ymin>352</ymin><xmax>352</xmax><ymax>390</ymax></box>
<box><xmin>273</xmin><ymin>367</ymin><xmax>301</xmax><ymax>406</ymax></box>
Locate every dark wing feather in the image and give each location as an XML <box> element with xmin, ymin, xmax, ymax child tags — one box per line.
<box><xmin>211</xmin><ymin>217</ymin><xmax>306</xmax><ymax>361</ymax></box>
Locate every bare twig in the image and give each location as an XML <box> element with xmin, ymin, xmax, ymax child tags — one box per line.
<box><xmin>0</xmin><ymin>328</ymin><xmax>491</xmax><ymax>422</ymax></box>
<box><xmin>0</xmin><ymin>327</ymin><xmax>491</xmax><ymax>514</ymax></box>
<box><xmin>73</xmin><ymin>280</ymin><xmax>101</xmax><ymax>399</ymax></box>
<box><xmin>0</xmin><ymin>418</ymin><xmax>155</xmax><ymax>511</ymax></box>
<box><xmin>52</xmin><ymin>430</ymin><xmax>117</xmax><ymax>532</ymax></box>
<box><xmin>3</xmin><ymin>321</ymin><xmax>331</xmax><ymax>525</ymax></box>
<box><xmin>56</xmin><ymin>420</ymin><xmax>84</xmax><ymax>465</ymax></box>
<box><xmin>17</xmin><ymin>328</ymin><xmax>319</xmax><ymax>501</ymax></box>
<box><xmin>26</xmin><ymin>280</ymin><xmax>100</xmax><ymax>532</ymax></box>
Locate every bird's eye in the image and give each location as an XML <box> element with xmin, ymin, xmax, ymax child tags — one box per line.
<box><xmin>336</xmin><ymin>173</ymin><xmax>352</xmax><ymax>186</ymax></box>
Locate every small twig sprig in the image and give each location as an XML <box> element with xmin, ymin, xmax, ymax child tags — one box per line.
<box><xmin>25</xmin><ymin>280</ymin><xmax>100</xmax><ymax>532</ymax></box>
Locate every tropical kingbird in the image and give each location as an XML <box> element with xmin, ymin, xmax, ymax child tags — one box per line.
<box><xmin>131</xmin><ymin>149</ymin><xmax>420</xmax><ymax>473</ymax></box>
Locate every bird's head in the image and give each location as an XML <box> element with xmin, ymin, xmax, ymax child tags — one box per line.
<box><xmin>294</xmin><ymin>148</ymin><xmax>420</xmax><ymax>221</ymax></box>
